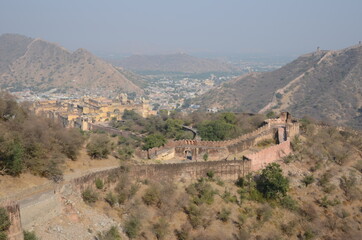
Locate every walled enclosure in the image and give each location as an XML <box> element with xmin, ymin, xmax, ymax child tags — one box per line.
<box><xmin>0</xmin><ymin>113</ymin><xmax>298</xmax><ymax>237</ymax></box>
<box><xmin>136</xmin><ymin>112</ymin><xmax>299</xmax><ymax>161</ymax></box>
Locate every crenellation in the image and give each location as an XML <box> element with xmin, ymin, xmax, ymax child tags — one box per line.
<box><xmin>136</xmin><ymin>112</ymin><xmax>299</xmax><ymax>161</ymax></box>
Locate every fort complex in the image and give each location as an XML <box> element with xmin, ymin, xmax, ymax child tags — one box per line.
<box><xmin>31</xmin><ymin>94</ymin><xmax>156</xmax><ymax>131</ymax></box>
<box><xmin>136</xmin><ymin>112</ymin><xmax>299</xmax><ymax>166</ymax></box>
<box><xmin>1</xmin><ymin>113</ymin><xmax>299</xmax><ymax>240</ymax></box>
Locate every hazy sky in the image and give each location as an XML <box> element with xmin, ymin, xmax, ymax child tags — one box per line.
<box><xmin>1</xmin><ymin>0</ymin><xmax>362</xmax><ymax>56</ymax></box>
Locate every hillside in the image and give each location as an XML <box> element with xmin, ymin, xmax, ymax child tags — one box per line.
<box><xmin>194</xmin><ymin>45</ymin><xmax>362</xmax><ymax>129</ymax></box>
<box><xmin>0</xmin><ymin>34</ymin><xmax>143</xmax><ymax>96</ymax></box>
<box><xmin>112</xmin><ymin>53</ymin><xmax>240</xmax><ymax>74</ymax></box>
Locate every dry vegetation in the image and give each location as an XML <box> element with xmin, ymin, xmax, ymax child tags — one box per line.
<box><xmin>80</xmin><ymin>119</ymin><xmax>361</xmax><ymax>240</ymax></box>
<box><xmin>0</xmin><ymin>92</ymin><xmax>84</xmax><ymax>180</ymax></box>
<box><xmin>195</xmin><ymin>45</ymin><xmax>362</xmax><ymax>129</ymax></box>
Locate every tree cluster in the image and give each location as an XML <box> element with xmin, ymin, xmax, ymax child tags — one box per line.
<box><xmin>0</xmin><ymin>92</ymin><xmax>84</xmax><ymax>179</ymax></box>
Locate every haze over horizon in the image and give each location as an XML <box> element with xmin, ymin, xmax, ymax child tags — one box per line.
<box><xmin>1</xmin><ymin>0</ymin><xmax>362</xmax><ymax>58</ymax></box>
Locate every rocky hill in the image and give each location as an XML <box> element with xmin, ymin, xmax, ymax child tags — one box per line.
<box><xmin>112</xmin><ymin>53</ymin><xmax>240</xmax><ymax>73</ymax></box>
<box><xmin>0</xmin><ymin>34</ymin><xmax>143</xmax><ymax>96</ymax></box>
<box><xmin>195</xmin><ymin>45</ymin><xmax>362</xmax><ymax>129</ymax></box>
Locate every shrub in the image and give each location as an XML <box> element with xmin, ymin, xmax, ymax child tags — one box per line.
<box><xmin>95</xmin><ymin>178</ymin><xmax>104</xmax><ymax>189</ymax></box>
<box><xmin>86</xmin><ymin>134</ymin><xmax>111</xmax><ymax>159</ymax></box>
<box><xmin>24</xmin><ymin>231</ymin><xmax>39</xmax><ymax>240</ymax></box>
<box><xmin>118</xmin><ymin>146</ymin><xmax>134</xmax><ymax>160</ymax></box>
<box><xmin>318</xmin><ymin>171</ymin><xmax>336</xmax><ymax>193</ymax></box>
<box><xmin>206</xmin><ymin>170</ymin><xmax>214</xmax><ymax>179</ymax></box>
<box><xmin>0</xmin><ymin>232</ymin><xmax>7</xmax><ymax>240</ymax></box>
<box><xmin>354</xmin><ymin>160</ymin><xmax>362</xmax><ymax>172</ymax></box>
<box><xmin>340</xmin><ymin>172</ymin><xmax>361</xmax><ymax>200</ymax></box>
<box><xmin>279</xmin><ymin>195</ymin><xmax>298</xmax><ymax>211</ymax></box>
<box><xmin>318</xmin><ymin>196</ymin><xmax>340</xmax><ymax>208</ymax></box>
<box><xmin>105</xmin><ymin>192</ymin><xmax>117</xmax><ymax>207</ymax></box>
<box><xmin>217</xmin><ymin>208</ymin><xmax>231</xmax><ymax>222</ymax></box>
<box><xmin>152</xmin><ymin>217</ymin><xmax>169</xmax><ymax>240</ymax></box>
<box><xmin>174</xmin><ymin>223</ymin><xmax>191</xmax><ymax>240</ymax></box>
<box><xmin>301</xmin><ymin>175</ymin><xmax>315</xmax><ymax>187</ymax></box>
<box><xmin>118</xmin><ymin>192</ymin><xmax>127</xmax><ymax>205</ymax></box>
<box><xmin>221</xmin><ymin>189</ymin><xmax>238</xmax><ymax>204</ymax></box>
<box><xmin>186</xmin><ymin>179</ymin><xmax>216</xmax><ymax>205</ymax></box>
<box><xmin>142</xmin><ymin>185</ymin><xmax>161</xmax><ymax>206</ymax></box>
<box><xmin>184</xmin><ymin>204</ymin><xmax>212</xmax><ymax>229</ymax></box>
<box><xmin>203</xmin><ymin>153</ymin><xmax>208</xmax><ymax>161</ymax></box>
<box><xmin>97</xmin><ymin>226</ymin><xmax>121</xmax><ymax>240</ymax></box>
<box><xmin>256</xmin><ymin>139</ymin><xmax>275</xmax><ymax>147</ymax></box>
<box><xmin>256</xmin><ymin>163</ymin><xmax>289</xmax><ymax>199</ymax></box>
<box><xmin>82</xmin><ymin>188</ymin><xmax>98</xmax><ymax>204</ymax></box>
<box><xmin>124</xmin><ymin>216</ymin><xmax>141</xmax><ymax>239</ymax></box>
<box><xmin>256</xmin><ymin>204</ymin><xmax>273</xmax><ymax>222</ymax></box>
<box><xmin>281</xmin><ymin>221</ymin><xmax>296</xmax><ymax>236</ymax></box>
<box><xmin>0</xmin><ymin>208</ymin><xmax>10</xmax><ymax>232</ymax></box>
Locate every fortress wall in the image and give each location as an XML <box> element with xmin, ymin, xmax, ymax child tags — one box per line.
<box><xmin>288</xmin><ymin>123</ymin><xmax>300</xmax><ymax>139</ymax></box>
<box><xmin>0</xmin><ymin>115</ymin><xmax>299</xmax><ymax>233</ymax></box>
<box><xmin>19</xmin><ymin>189</ymin><xmax>62</xmax><ymax>230</ymax></box>
<box><xmin>246</xmin><ymin>140</ymin><xmax>292</xmax><ymax>171</ymax></box>
<box><xmin>136</xmin><ymin>124</ymin><xmax>277</xmax><ymax>160</ymax></box>
<box><xmin>135</xmin><ymin>124</ymin><xmax>273</xmax><ymax>158</ymax></box>
<box><xmin>174</xmin><ymin>146</ymin><xmax>229</xmax><ymax>161</ymax></box>
<box><xmin>127</xmin><ymin>160</ymin><xmax>251</xmax><ymax>181</ymax></box>
<box><xmin>88</xmin><ymin>123</ymin><xmax>130</xmax><ymax>137</ymax></box>
<box><xmin>0</xmin><ymin>201</ymin><xmax>23</xmax><ymax>240</ymax></box>
<box><xmin>227</xmin><ymin>128</ymin><xmax>276</xmax><ymax>154</ymax></box>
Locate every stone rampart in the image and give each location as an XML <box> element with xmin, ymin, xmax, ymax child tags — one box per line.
<box><xmin>135</xmin><ymin>113</ymin><xmax>299</xmax><ymax>161</ymax></box>
<box><xmin>245</xmin><ymin>140</ymin><xmax>292</xmax><ymax>171</ymax></box>
<box><xmin>0</xmin><ymin>201</ymin><xmax>23</xmax><ymax>240</ymax></box>
<box><xmin>89</xmin><ymin>123</ymin><xmax>130</xmax><ymax>137</ymax></box>
<box><xmin>19</xmin><ymin>189</ymin><xmax>62</xmax><ymax>229</ymax></box>
<box><xmin>0</xmin><ymin>113</ymin><xmax>298</xmax><ymax>234</ymax></box>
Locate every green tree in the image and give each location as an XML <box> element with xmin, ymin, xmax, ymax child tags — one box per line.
<box><xmin>219</xmin><ymin>112</ymin><xmax>237</xmax><ymax>124</ymax></box>
<box><xmin>256</xmin><ymin>163</ymin><xmax>289</xmax><ymax>199</ymax></box>
<box><xmin>142</xmin><ymin>134</ymin><xmax>166</xmax><ymax>159</ymax></box>
<box><xmin>165</xmin><ymin>118</ymin><xmax>184</xmax><ymax>138</ymax></box>
<box><xmin>1</xmin><ymin>141</ymin><xmax>24</xmax><ymax>176</ymax></box>
<box><xmin>197</xmin><ymin>120</ymin><xmax>236</xmax><ymax>141</ymax></box>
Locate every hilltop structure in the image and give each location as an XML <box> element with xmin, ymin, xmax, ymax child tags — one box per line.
<box><xmin>136</xmin><ymin>112</ymin><xmax>299</xmax><ymax>166</ymax></box>
<box><xmin>32</xmin><ymin>94</ymin><xmax>155</xmax><ymax>130</ymax></box>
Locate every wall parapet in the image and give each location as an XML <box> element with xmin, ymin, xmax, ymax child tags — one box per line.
<box><xmin>136</xmin><ymin>113</ymin><xmax>299</xmax><ymax>160</ymax></box>
<box><xmin>245</xmin><ymin>140</ymin><xmax>292</xmax><ymax>171</ymax></box>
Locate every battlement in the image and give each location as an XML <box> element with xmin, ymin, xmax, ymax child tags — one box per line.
<box><xmin>136</xmin><ymin>113</ymin><xmax>299</xmax><ymax>161</ymax></box>
<box><xmin>244</xmin><ymin>140</ymin><xmax>292</xmax><ymax>171</ymax></box>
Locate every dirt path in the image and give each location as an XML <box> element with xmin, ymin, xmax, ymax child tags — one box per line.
<box><xmin>0</xmin><ymin>148</ymin><xmax>120</xmax><ymax>202</ymax></box>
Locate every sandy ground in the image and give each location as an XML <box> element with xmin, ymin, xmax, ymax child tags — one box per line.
<box><xmin>0</xmin><ymin>148</ymin><xmax>120</xmax><ymax>200</ymax></box>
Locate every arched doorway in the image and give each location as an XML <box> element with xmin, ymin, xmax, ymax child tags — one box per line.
<box><xmin>185</xmin><ymin>150</ymin><xmax>192</xmax><ymax>160</ymax></box>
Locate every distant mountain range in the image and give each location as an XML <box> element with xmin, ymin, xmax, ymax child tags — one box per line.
<box><xmin>111</xmin><ymin>53</ymin><xmax>240</xmax><ymax>74</ymax></box>
<box><xmin>0</xmin><ymin>34</ymin><xmax>143</xmax><ymax>96</ymax></box>
<box><xmin>194</xmin><ymin>44</ymin><xmax>362</xmax><ymax>128</ymax></box>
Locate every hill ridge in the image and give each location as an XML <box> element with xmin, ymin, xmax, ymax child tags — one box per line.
<box><xmin>195</xmin><ymin>44</ymin><xmax>362</xmax><ymax>129</ymax></box>
<box><xmin>0</xmin><ymin>34</ymin><xmax>143</xmax><ymax>96</ymax></box>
